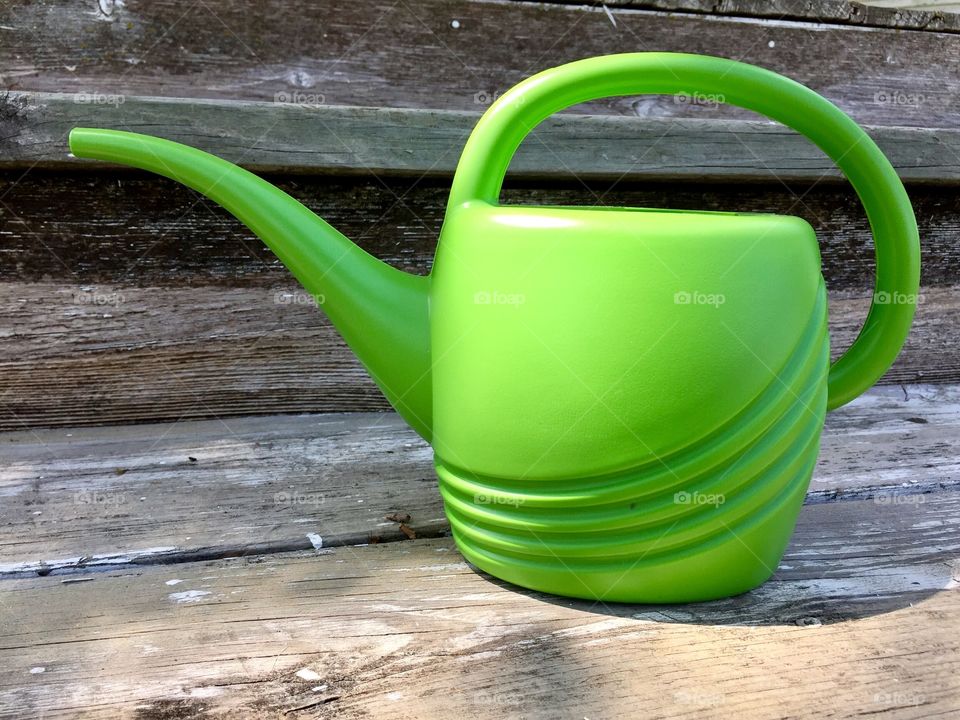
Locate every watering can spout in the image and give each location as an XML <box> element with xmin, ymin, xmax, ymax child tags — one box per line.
<box><xmin>68</xmin><ymin>128</ymin><xmax>432</xmax><ymax>440</ymax></box>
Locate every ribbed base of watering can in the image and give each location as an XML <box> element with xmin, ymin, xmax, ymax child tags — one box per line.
<box><xmin>435</xmin><ymin>304</ymin><xmax>830</xmax><ymax>603</ymax></box>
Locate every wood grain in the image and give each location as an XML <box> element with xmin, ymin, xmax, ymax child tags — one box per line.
<box><xmin>0</xmin><ymin>499</ymin><xmax>956</xmax><ymax>718</ymax></box>
<box><xmin>0</xmin><ymin>412</ymin><xmax>438</xmax><ymax>575</ymax></box>
<box><xmin>569</xmin><ymin>0</ymin><xmax>960</xmax><ymax>32</ymax></box>
<box><xmin>0</xmin><ymin>283</ymin><xmax>956</xmax><ymax>429</ymax></box>
<box><xmin>2</xmin><ymin>0</ymin><xmax>959</xmax><ymax>127</ymax></box>
<box><xmin>6</xmin><ymin>93</ymin><xmax>960</xmax><ymax>184</ymax></box>
<box><xmin>1</xmin><ymin>384</ymin><xmax>957</xmax><ymax>575</ymax></box>
<box><xmin>3</xmin><ymin>173</ymin><xmax>960</xmax><ymax>288</ymax></box>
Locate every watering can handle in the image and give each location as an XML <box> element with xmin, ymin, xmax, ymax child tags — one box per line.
<box><xmin>448</xmin><ymin>53</ymin><xmax>920</xmax><ymax>410</ymax></box>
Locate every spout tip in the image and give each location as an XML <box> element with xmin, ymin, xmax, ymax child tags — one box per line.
<box><xmin>68</xmin><ymin>127</ymin><xmax>100</xmax><ymax>158</ymax></box>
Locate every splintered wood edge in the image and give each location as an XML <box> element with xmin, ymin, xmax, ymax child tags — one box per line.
<box><xmin>4</xmin><ymin>92</ymin><xmax>960</xmax><ymax>183</ymax></box>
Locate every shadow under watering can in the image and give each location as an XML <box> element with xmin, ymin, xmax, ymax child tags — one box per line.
<box><xmin>68</xmin><ymin>53</ymin><xmax>920</xmax><ymax>603</ymax></box>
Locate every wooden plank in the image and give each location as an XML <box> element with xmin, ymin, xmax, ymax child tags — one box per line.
<box><xmin>6</xmin><ymin>92</ymin><xmax>960</xmax><ymax>183</ymax></box>
<box><xmin>0</xmin><ymin>413</ymin><xmax>439</xmax><ymax>576</ymax></box>
<box><xmin>0</xmin><ymin>283</ymin><xmax>956</xmax><ymax>429</ymax></box>
<box><xmin>1</xmin><ymin>384</ymin><xmax>957</xmax><ymax>575</ymax></box>
<box><xmin>2</xmin><ymin>1</ymin><xmax>960</xmax><ymax>128</ymax></box>
<box><xmin>866</xmin><ymin>0</ymin><xmax>960</xmax><ymax>12</ymax></box>
<box><xmin>3</xmin><ymin>172</ymin><xmax>960</xmax><ymax>288</ymax></box>
<box><xmin>570</xmin><ymin>0</ymin><xmax>960</xmax><ymax>32</ymax></box>
<box><xmin>0</xmin><ymin>491</ymin><xmax>957</xmax><ymax>718</ymax></box>
<box><xmin>815</xmin><ymin>384</ymin><xmax>960</xmax><ymax>497</ymax></box>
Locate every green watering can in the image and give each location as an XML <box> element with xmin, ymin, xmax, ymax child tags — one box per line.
<box><xmin>69</xmin><ymin>53</ymin><xmax>920</xmax><ymax>603</ymax></box>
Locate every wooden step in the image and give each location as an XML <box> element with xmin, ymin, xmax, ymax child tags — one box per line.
<box><xmin>1</xmin><ymin>498</ymin><xmax>956</xmax><ymax>717</ymax></box>
<box><xmin>2</xmin><ymin>384</ymin><xmax>957</xmax><ymax>575</ymax></box>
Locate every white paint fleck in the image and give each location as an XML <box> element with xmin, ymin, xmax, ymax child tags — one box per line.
<box><xmin>306</xmin><ymin>532</ymin><xmax>324</xmax><ymax>550</ymax></box>
<box><xmin>168</xmin><ymin>590</ymin><xmax>211</xmax><ymax>604</ymax></box>
<box><xmin>287</xmin><ymin>69</ymin><xmax>316</xmax><ymax>88</ymax></box>
<box><xmin>450</xmin><ymin>19</ymin><xmax>460</xmax><ymax>29</ymax></box>
<box><xmin>296</xmin><ymin>668</ymin><xmax>321</xmax><ymax>681</ymax></box>
<box><xmin>29</xmin><ymin>667</ymin><xmax>45</xmax><ymax>674</ymax></box>
<box><xmin>312</xmin><ymin>685</ymin><xmax>328</xmax><ymax>692</ymax></box>
<box><xmin>768</xmin><ymin>40</ymin><xmax>776</xmax><ymax>48</ymax></box>
<box><xmin>165</xmin><ymin>579</ymin><xmax>184</xmax><ymax>586</ymax></box>
<box><xmin>386</xmin><ymin>691</ymin><xmax>403</xmax><ymax>701</ymax></box>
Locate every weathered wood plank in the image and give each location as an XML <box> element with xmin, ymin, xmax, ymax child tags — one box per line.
<box><xmin>2</xmin><ymin>173</ymin><xmax>959</xmax><ymax>288</ymax></box>
<box><xmin>569</xmin><ymin>0</ymin><xmax>960</xmax><ymax>32</ymax></box>
<box><xmin>1</xmin><ymin>384</ymin><xmax>957</xmax><ymax>575</ymax></box>
<box><xmin>814</xmin><ymin>384</ymin><xmax>960</xmax><ymax>496</ymax></box>
<box><xmin>2</xmin><ymin>0</ymin><xmax>960</xmax><ymax>127</ymax></box>
<box><xmin>0</xmin><ymin>412</ymin><xmax>437</xmax><ymax>576</ymax></box>
<box><xmin>0</xmin><ymin>490</ymin><xmax>957</xmax><ymax>718</ymax></box>
<box><xmin>0</xmin><ymin>283</ymin><xmax>956</xmax><ymax>429</ymax></box>
<box><xmin>6</xmin><ymin>93</ymin><xmax>960</xmax><ymax>183</ymax></box>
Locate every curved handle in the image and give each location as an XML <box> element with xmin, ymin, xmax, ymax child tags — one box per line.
<box><xmin>449</xmin><ymin>53</ymin><xmax>920</xmax><ymax>410</ymax></box>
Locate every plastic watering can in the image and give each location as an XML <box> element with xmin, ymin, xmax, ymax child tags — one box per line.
<box><xmin>69</xmin><ymin>53</ymin><xmax>920</xmax><ymax>603</ymax></box>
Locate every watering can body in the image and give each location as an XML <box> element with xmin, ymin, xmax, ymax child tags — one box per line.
<box><xmin>68</xmin><ymin>53</ymin><xmax>920</xmax><ymax>603</ymax></box>
<box><xmin>432</xmin><ymin>205</ymin><xmax>828</xmax><ymax>600</ymax></box>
